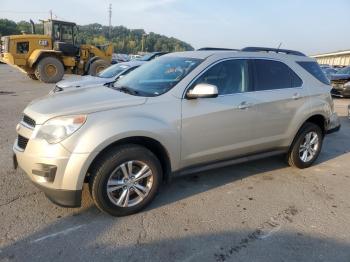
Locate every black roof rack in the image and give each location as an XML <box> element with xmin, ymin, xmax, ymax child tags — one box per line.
<box><xmin>197</xmin><ymin>47</ymin><xmax>239</xmax><ymax>51</ymax></box>
<box><xmin>241</xmin><ymin>47</ymin><xmax>306</xmax><ymax>56</ymax></box>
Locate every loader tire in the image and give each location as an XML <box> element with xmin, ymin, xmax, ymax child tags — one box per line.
<box><xmin>89</xmin><ymin>59</ymin><xmax>109</xmax><ymax>76</ymax></box>
<box><xmin>35</xmin><ymin>57</ymin><xmax>64</xmax><ymax>83</ymax></box>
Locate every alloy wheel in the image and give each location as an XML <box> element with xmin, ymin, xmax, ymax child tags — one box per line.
<box><xmin>299</xmin><ymin>131</ymin><xmax>319</xmax><ymax>162</ymax></box>
<box><xmin>106</xmin><ymin>160</ymin><xmax>154</xmax><ymax>207</ymax></box>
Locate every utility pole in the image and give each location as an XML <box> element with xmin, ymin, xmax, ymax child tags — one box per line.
<box><xmin>141</xmin><ymin>33</ymin><xmax>147</xmax><ymax>53</ymax></box>
<box><xmin>49</xmin><ymin>9</ymin><xmax>53</xmax><ymax>20</ymax></box>
<box><xmin>108</xmin><ymin>4</ymin><xmax>112</xmax><ymax>39</ymax></box>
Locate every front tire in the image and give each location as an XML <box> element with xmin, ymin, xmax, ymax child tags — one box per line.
<box><xmin>35</xmin><ymin>56</ymin><xmax>64</xmax><ymax>83</ymax></box>
<box><xmin>89</xmin><ymin>145</ymin><xmax>162</xmax><ymax>216</ymax></box>
<box><xmin>89</xmin><ymin>59</ymin><xmax>109</xmax><ymax>76</ymax></box>
<box><xmin>287</xmin><ymin>122</ymin><xmax>323</xmax><ymax>169</ymax></box>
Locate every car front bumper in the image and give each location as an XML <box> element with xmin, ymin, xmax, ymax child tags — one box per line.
<box><xmin>13</xmin><ymin>123</ymin><xmax>91</xmax><ymax>207</ymax></box>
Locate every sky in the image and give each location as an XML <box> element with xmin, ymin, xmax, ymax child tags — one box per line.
<box><xmin>1</xmin><ymin>0</ymin><xmax>350</xmax><ymax>55</ymax></box>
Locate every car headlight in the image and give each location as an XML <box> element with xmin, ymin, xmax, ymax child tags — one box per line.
<box><xmin>35</xmin><ymin>115</ymin><xmax>87</xmax><ymax>144</ymax></box>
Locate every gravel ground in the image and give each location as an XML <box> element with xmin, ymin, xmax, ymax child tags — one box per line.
<box><xmin>1</xmin><ymin>64</ymin><xmax>350</xmax><ymax>262</ymax></box>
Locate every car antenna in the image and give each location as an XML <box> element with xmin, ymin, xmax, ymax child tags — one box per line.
<box><xmin>276</xmin><ymin>42</ymin><xmax>282</xmax><ymax>53</ymax></box>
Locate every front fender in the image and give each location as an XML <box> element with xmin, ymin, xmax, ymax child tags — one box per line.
<box><xmin>28</xmin><ymin>49</ymin><xmax>62</xmax><ymax>67</ymax></box>
<box><xmin>60</xmin><ymin>107</ymin><xmax>181</xmax><ymax>176</ymax></box>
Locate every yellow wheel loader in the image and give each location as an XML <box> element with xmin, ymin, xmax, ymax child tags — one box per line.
<box><xmin>0</xmin><ymin>19</ymin><xmax>113</xmax><ymax>83</ymax></box>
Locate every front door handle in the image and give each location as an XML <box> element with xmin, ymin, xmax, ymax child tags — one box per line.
<box><xmin>238</xmin><ymin>101</ymin><xmax>253</xmax><ymax>110</ymax></box>
<box><xmin>292</xmin><ymin>93</ymin><xmax>301</xmax><ymax>100</ymax></box>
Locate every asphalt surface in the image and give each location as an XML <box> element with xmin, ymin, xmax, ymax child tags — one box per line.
<box><xmin>1</xmin><ymin>64</ymin><xmax>350</xmax><ymax>262</ymax></box>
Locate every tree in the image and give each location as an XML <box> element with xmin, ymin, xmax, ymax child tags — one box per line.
<box><xmin>0</xmin><ymin>18</ymin><xmax>194</xmax><ymax>53</ymax></box>
<box><xmin>0</xmin><ymin>19</ymin><xmax>19</xmax><ymax>36</ymax></box>
<box><xmin>16</xmin><ymin>21</ymin><xmax>32</xmax><ymax>34</ymax></box>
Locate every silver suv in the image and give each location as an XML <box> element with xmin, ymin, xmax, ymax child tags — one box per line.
<box><xmin>13</xmin><ymin>47</ymin><xmax>340</xmax><ymax>216</ymax></box>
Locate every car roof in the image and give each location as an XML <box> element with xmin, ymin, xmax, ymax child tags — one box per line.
<box><xmin>165</xmin><ymin>50</ymin><xmax>314</xmax><ymax>62</ymax></box>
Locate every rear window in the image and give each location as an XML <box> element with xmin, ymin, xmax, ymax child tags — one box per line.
<box><xmin>253</xmin><ymin>60</ymin><xmax>303</xmax><ymax>91</ymax></box>
<box><xmin>297</xmin><ymin>61</ymin><xmax>330</xmax><ymax>85</ymax></box>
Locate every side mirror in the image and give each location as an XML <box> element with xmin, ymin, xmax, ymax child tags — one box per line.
<box><xmin>186</xmin><ymin>83</ymin><xmax>219</xmax><ymax>99</ymax></box>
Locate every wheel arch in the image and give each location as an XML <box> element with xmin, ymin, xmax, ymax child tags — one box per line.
<box><xmin>288</xmin><ymin>113</ymin><xmax>327</xmax><ymax>151</ymax></box>
<box><xmin>86</xmin><ymin>136</ymin><xmax>172</xmax><ymax>184</ymax></box>
<box><xmin>304</xmin><ymin>114</ymin><xmax>327</xmax><ymax>135</ymax></box>
<box><xmin>84</xmin><ymin>56</ymin><xmax>101</xmax><ymax>75</ymax></box>
<box><xmin>28</xmin><ymin>49</ymin><xmax>63</xmax><ymax>68</ymax></box>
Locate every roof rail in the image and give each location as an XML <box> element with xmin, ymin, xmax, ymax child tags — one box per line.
<box><xmin>241</xmin><ymin>47</ymin><xmax>306</xmax><ymax>56</ymax></box>
<box><xmin>197</xmin><ymin>47</ymin><xmax>239</xmax><ymax>51</ymax></box>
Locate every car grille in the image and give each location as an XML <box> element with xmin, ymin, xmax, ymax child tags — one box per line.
<box><xmin>17</xmin><ymin>135</ymin><xmax>29</xmax><ymax>150</ymax></box>
<box><xmin>22</xmin><ymin>114</ymin><xmax>36</xmax><ymax>128</ymax></box>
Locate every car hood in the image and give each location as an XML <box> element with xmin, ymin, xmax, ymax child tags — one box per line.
<box><xmin>24</xmin><ymin>86</ymin><xmax>147</xmax><ymax>124</ymax></box>
<box><xmin>56</xmin><ymin>75</ymin><xmax>114</xmax><ymax>88</ymax></box>
<box><xmin>330</xmin><ymin>74</ymin><xmax>350</xmax><ymax>81</ymax></box>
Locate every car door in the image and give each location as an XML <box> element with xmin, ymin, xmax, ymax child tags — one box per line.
<box><xmin>249</xmin><ymin>59</ymin><xmax>307</xmax><ymax>150</ymax></box>
<box><xmin>180</xmin><ymin>59</ymin><xmax>260</xmax><ymax>168</ymax></box>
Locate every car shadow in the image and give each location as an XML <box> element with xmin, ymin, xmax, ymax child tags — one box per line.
<box><xmin>317</xmin><ymin>115</ymin><xmax>350</xmax><ymax>163</ymax></box>
<box><xmin>1</xmin><ymin>207</ymin><xmax>350</xmax><ymax>262</ymax></box>
<box><xmin>1</xmin><ymin>117</ymin><xmax>349</xmax><ymax>261</ymax></box>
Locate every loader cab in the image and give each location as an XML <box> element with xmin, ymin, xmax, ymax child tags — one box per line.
<box><xmin>43</xmin><ymin>20</ymin><xmax>79</xmax><ymax>56</ymax></box>
<box><xmin>43</xmin><ymin>20</ymin><xmax>76</xmax><ymax>45</ymax></box>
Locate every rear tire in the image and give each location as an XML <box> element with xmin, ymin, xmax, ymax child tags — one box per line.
<box><xmin>89</xmin><ymin>145</ymin><xmax>162</xmax><ymax>216</ymax></box>
<box><xmin>27</xmin><ymin>73</ymin><xmax>38</xmax><ymax>80</ymax></box>
<box><xmin>35</xmin><ymin>56</ymin><xmax>64</xmax><ymax>83</ymax></box>
<box><xmin>287</xmin><ymin>122</ymin><xmax>323</xmax><ymax>169</ymax></box>
<box><xmin>89</xmin><ymin>59</ymin><xmax>109</xmax><ymax>76</ymax></box>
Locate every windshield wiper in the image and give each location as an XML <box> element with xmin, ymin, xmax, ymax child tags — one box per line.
<box><xmin>113</xmin><ymin>86</ymin><xmax>140</xmax><ymax>96</ymax></box>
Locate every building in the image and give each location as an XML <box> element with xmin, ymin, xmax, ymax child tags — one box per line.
<box><xmin>311</xmin><ymin>50</ymin><xmax>350</xmax><ymax>67</ymax></box>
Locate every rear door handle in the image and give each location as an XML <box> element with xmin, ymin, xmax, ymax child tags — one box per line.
<box><xmin>238</xmin><ymin>101</ymin><xmax>253</xmax><ymax>110</ymax></box>
<box><xmin>292</xmin><ymin>93</ymin><xmax>301</xmax><ymax>100</ymax></box>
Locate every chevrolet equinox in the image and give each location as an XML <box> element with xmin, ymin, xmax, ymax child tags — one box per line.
<box><xmin>13</xmin><ymin>47</ymin><xmax>341</xmax><ymax>216</ymax></box>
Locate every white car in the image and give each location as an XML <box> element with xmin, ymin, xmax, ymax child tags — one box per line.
<box><xmin>53</xmin><ymin>61</ymin><xmax>145</xmax><ymax>93</ymax></box>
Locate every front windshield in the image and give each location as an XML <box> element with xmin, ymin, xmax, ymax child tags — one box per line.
<box><xmin>97</xmin><ymin>64</ymin><xmax>130</xmax><ymax>78</ymax></box>
<box><xmin>114</xmin><ymin>56</ymin><xmax>203</xmax><ymax>97</ymax></box>
<box><xmin>336</xmin><ymin>67</ymin><xmax>350</xmax><ymax>75</ymax></box>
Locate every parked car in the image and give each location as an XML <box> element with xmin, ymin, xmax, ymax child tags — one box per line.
<box><xmin>13</xmin><ymin>47</ymin><xmax>340</xmax><ymax>216</ymax></box>
<box><xmin>330</xmin><ymin>66</ymin><xmax>350</xmax><ymax>97</ymax></box>
<box><xmin>129</xmin><ymin>54</ymin><xmax>142</xmax><ymax>60</ymax></box>
<box><xmin>111</xmin><ymin>53</ymin><xmax>130</xmax><ymax>64</ymax></box>
<box><xmin>136</xmin><ymin>52</ymin><xmax>168</xmax><ymax>61</ymax></box>
<box><xmin>53</xmin><ymin>61</ymin><xmax>145</xmax><ymax>94</ymax></box>
<box><xmin>322</xmin><ymin>67</ymin><xmax>338</xmax><ymax>80</ymax></box>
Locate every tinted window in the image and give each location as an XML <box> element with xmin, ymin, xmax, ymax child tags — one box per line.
<box><xmin>194</xmin><ymin>59</ymin><xmax>250</xmax><ymax>95</ymax></box>
<box><xmin>254</xmin><ymin>60</ymin><xmax>302</xmax><ymax>91</ymax></box>
<box><xmin>16</xmin><ymin>42</ymin><xmax>29</xmax><ymax>54</ymax></box>
<box><xmin>297</xmin><ymin>61</ymin><xmax>330</xmax><ymax>85</ymax></box>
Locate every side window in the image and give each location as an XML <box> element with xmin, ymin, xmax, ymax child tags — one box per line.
<box><xmin>253</xmin><ymin>60</ymin><xmax>302</xmax><ymax>91</ymax></box>
<box><xmin>297</xmin><ymin>61</ymin><xmax>330</xmax><ymax>85</ymax></box>
<box><xmin>194</xmin><ymin>59</ymin><xmax>250</xmax><ymax>95</ymax></box>
<box><xmin>16</xmin><ymin>42</ymin><xmax>29</xmax><ymax>54</ymax></box>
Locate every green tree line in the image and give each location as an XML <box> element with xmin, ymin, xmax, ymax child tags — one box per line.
<box><xmin>0</xmin><ymin>18</ymin><xmax>194</xmax><ymax>53</ymax></box>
